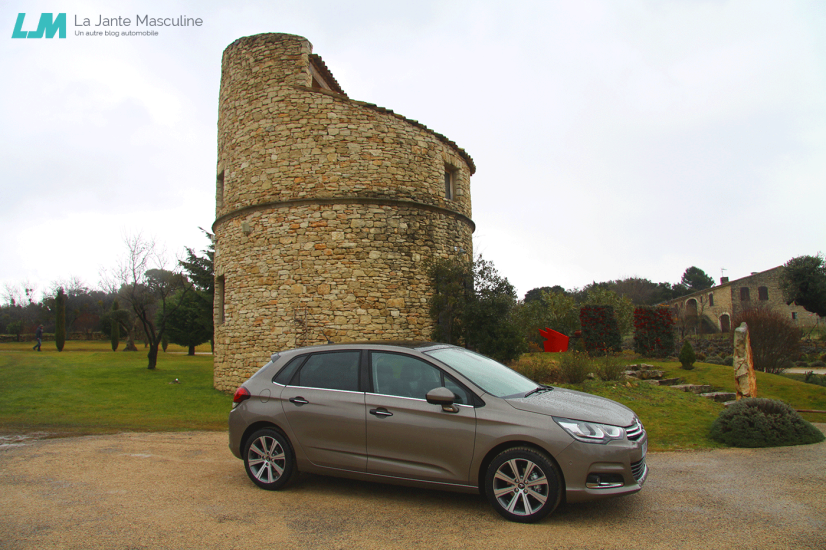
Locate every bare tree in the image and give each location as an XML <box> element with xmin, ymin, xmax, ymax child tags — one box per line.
<box><xmin>109</xmin><ymin>234</ymin><xmax>191</xmax><ymax>369</ymax></box>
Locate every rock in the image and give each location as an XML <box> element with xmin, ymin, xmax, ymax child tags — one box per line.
<box><xmin>671</xmin><ymin>384</ymin><xmax>713</xmax><ymax>394</ymax></box>
<box><xmin>700</xmin><ymin>391</ymin><xmax>737</xmax><ymax>403</ymax></box>
<box><xmin>733</xmin><ymin>322</ymin><xmax>757</xmax><ymax>399</ymax></box>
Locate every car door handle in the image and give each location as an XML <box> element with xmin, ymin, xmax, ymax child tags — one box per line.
<box><xmin>369</xmin><ymin>408</ymin><xmax>393</xmax><ymax>418</ymax></box>
<box><xmin>289</xmin><ymin>397</ymin><xmax>309</xmax><ymax>406</ymax></box>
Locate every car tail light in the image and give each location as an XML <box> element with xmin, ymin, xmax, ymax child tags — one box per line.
<box><xmin>233</xmin><ymin>387</ymin><xmax>251</xmax><ymax>404</ymax></box>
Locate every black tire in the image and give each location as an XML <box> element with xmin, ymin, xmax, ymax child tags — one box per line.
<box><xmin>243</xmin><ymin>428</ymin><xmax>296</xmax><ymax>490</ymax></box>
<box><xmin>484</xmin><ymin>447</ymin><xmax>561</xmax><ymax>523</ymax></box>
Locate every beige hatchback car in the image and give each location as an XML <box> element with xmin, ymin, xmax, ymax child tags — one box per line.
<box><xmin>229</xmin><ymin>342</ymin><xmax>647</xmax><ymax>523</ymax></box>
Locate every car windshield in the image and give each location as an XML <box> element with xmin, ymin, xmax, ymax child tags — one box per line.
<box><xmin>424</xmin><ymin>347</ymin><xmax>537</xmax><ymax>398</ymax></box>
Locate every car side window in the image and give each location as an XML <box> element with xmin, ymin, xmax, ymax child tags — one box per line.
<box><xmin>272</xmin><ymin>355</ymin><xmax>305</xmax><ymax>385</ymax></box>
<box><xmin>371</xmin><ymin>352</ymin><xmax>471</xmax><ymax>404</ymax></box>
<box><xmin>294</xmin><ymin>351</ymin><xmax>360</xmax><ymax>391</ymax></box>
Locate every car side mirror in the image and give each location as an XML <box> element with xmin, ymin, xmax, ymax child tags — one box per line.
<box><xmin>426</xmin><ymin>386</ymin><xmax>459</xmax><ymax>413</ymax></box>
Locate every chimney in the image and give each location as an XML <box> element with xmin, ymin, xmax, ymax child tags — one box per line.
<box><xmin>721</xmin><ymin>277</ymin><xmax>729</xmax><ymax>284</ymax></box>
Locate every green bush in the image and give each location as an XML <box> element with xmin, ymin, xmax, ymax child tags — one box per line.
<box><xmin>558</xmin><ymin>351</ymin><xmax>592</xmax><ymax>384</ymax></box>
<box><xmin>709</xmin><ymin>398</ymin><xmax>825</xmax><ymax>448</ymax></box>
<box><xmin>632</xmin><ymin>306</ymin><xmax>675</xmax><ymax>357</ymax></box>
<box><xmin>510</xmin><ymin>354</ymin><xmax>561</xmax><ymax>385</ymax></box>
<box><xmin>679</xmin><ymin>340</ymin><xmax>696</xmax><ymax>370</ymax></box>
<box><xmin>723</xmin><ymin>356</ymin><xmax>734</xmax><ymax>366</ymax></box>
<box><xmin>594</xmin><ymin>355</ymin><xmax>627</xmax><ymax>381</ymax></box>
<box><xmin>580</xmin><ymin>306</ymin><xmax>622</xmax><ymax>355</ymax></box>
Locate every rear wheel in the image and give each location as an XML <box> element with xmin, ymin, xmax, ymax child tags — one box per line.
<box><xmin>243</xmin><ymin>428</ymin><xmax>295</xmax><ymax>490</ymax></box>
<box><xmin>485</xmin><ymin>447</ymin><xmax>561</xmax><ymax>523</ymax></box>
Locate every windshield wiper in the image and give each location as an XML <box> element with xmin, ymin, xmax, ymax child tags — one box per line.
<box><xmin>524</xmin><ymin>385</ymin><xmax>554</xmax><ymax>398</ymax></box>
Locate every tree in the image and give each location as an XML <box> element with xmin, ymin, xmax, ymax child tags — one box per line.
<box><xmin>111</xmin><ymin>234</ymin><xmax>191</xmax><ymax>370</ymax></box>
<box><xmin>731</xmin><ymin>307</ymin><xmax>800</xmax><ymax>374</ymax></box>
<box><xmin>463</xmin><ymin>256</ymin><xmax>526</xmax><ymax>363</ymax></box>
<box><xmin>523</xmin><ymin>286</ymin><xmax>566</xmax><ymax>303</ymax></box>
<box><xmin>583</xmin><ymin>286</ymin><xmax>634</xmax><ymax>336</ymax></box>
<box><xmin>164</xmin><ymin>290</ymin><xmax>212</xmax><ymax>355</ymax></box>
<box><xmin>427</xmin><ymin>257</ymin><xmax>472</xmax><ymax>345</ymax></box>
<box><xmin>680</xmin><ymin>267</ymin><xmax>714</xmax><ymax>292</ymax></box>
<box><xmin>513</xmin><ymin>289</ymin><xmax>579</xmax><ymax>349</ymax></box>
<box><xmin>55</xmin><ymin>288</ymin><xmax>66</xmax><ymax>352</ymax></box>
<box><xmin>427</xmin><ymin>254</ymin><xmax>526</xmax><ymax>362</ymax></box>
<box><xmin>779</xmin><ymin>254</ymin><xmax>826</xmax><ymax>317</ymax></box>
<box><xmin>179</xmin><ymin>229</ymin><xmax>215</xmax><ymax>350</ymax></box>
<box><xmin>110</xmin><ymin>300</ymin><xmax>120</xmax><ymax>351</ymax></box>
<box><xmin>678</xmin><ymin>340</ymin><xmax>696</xmax><ymax>370</ymax></box>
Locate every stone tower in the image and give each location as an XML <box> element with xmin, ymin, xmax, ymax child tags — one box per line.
<box><xmin>213</xmin><ymin>33</ymin><xmax>475</xmax><ymax>391</ymax></box>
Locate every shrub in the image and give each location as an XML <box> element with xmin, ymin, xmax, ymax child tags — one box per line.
<box><xmin>723</xmin><ymin>356</ymin><xmax>734</xmax><ymax>366</ymax></box>
<box><xmin>697</xmin><ymin>353</ymin><xmax>706</xmax><ymax>361</ymax></box>
<box><xmin>580</xmin><ymin>306</ymin><xmax>622</xmax><ymax>355</ymax></box>
<box><xmin>811</xmin><ymin>360</ymin><xmax>826</xmax><ymax>368</ymax></box>
<box><xmin>632</xmin><ymin>306</ymin><xmax>675</xmax><ymax>358</ymax></box>
<box><xmin>709</xmin><ymin>398</ymin><xmax>825</xmax><ymax>448</ymax></box>
<box><xmin>558</xmin><ymin>351</ymin><xmax>592</xmax><ymax>384</ymax></box>
<box><xmin>679</xmin><ymin>340</ymin><xmax>696</xmax><ymax>370</ymax></box>
<box><xmin>705</xmin><ymin>356</ymin><xmax>723</xmax><ymax>365</ymax></box>
<box><xmin>731</xmin><ymin>307</ymin><xmax>801</xmax><ymax>374</ymax></box>
<box><xmin>510</xmin><ymin>354</ymin><xmax>561</xmax><ymax>385</ymax></box>
<box><xmin>594</xmin><ymin>355</ymin><xmax>627</xmax><ymax>381</ymax></box>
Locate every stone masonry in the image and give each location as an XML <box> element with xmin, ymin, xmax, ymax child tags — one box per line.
<box><xmin>212</xmin><ymin>34</ymin><xmax>475</xmax><ymax>391</ymax></box>
<box><xmin>667</xmin><ymin>266</ymin><xmax>820</xmax><ymax>334</ymax></box>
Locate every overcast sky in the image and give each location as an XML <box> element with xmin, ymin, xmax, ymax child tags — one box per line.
<box><xmin>2</xmin><ymin>0</ymin><xmax>824</xmax><ymax>302</ymax></box>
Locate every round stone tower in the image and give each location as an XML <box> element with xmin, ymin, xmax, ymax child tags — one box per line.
<box><xmin>213</xmin><ymin>33</ymin><xmax>475</xmax><ymax>390</ymax></box>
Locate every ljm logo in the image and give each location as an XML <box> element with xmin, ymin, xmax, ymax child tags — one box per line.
<box><xmin>11</xmin><ymin>13</ymin><xmax>66</xmax><ymax>39</ymax></box>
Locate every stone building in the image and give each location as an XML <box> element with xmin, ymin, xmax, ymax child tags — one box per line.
<box><xmin>212</xmin><ymin>33</ymin><xmax>475</xmax><ymax>391</ymax></box>
<box><xmin>667</xmin><ymin>266</ymin><xmax>820</xmax><ymax>334</ymax></box>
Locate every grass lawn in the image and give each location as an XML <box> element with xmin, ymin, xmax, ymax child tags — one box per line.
<box><xmin>3</xmin><ymin>342</ymin><xmax>824</xmax><ymax>452</ymax></box>
<box><xmin>0</xmin><ymin>341</ymin><xmax>231</xmax><ymax>437</ymax></box>
<box><xmin>511</xmin><ymin>352</ymin><xmax>826</xmax><ymax>452</ymax></box>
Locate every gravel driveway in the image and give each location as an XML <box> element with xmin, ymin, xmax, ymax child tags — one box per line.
<box><xmin>1</xmin><ymin>429</ymin><xmax>824</xmax><ymax>550</ymax></box>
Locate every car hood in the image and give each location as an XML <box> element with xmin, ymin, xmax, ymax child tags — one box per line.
<box><xmin>506</xmin><ymin>387</ymin><xmax>637</xmax><ymax>427</ymax></box>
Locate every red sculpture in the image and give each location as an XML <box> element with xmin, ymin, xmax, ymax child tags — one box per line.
<box><xmin>539</xmin><ymin>327</ymin><xmax>569</xmax><ymax>353</ymax></box>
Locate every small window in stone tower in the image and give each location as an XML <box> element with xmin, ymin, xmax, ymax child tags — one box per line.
<box><xmin>758</xmin><ymin>286</ymin><xmax>769</xmax><ymax>301</ymax></box>
<box><xmin>216</xmin><ymin>275</ymin><xmax>226</xmax><ymax>325</ymax></box>
<box><xmin>708</xmin><ymin>293</ymin><xmax>714</xmax><ymax>307</ymax></box>
<box><xmin>740</xmin><ymin>287</ymin><xmax>750</xmax><ymax>301</ymax></box>
<box><xmin>217</xmin><ymin>170</ymin><xmax>225</xmax><ymax>209</ymax></box>
<box><xmin>444</xmin><ymin>170</ymin><xmax>454</xmax><ymax>200</ymax></box>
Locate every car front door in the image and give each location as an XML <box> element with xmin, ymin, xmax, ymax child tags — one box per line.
<box><xmin>281</xmin><ymin>350</ymin><xmax>367</xmax><ymax>472</ymax></box>
<box><xmin>365</xmin><ymin>351</ymin><xmax>477</xmax><ymax>485</ymax></box>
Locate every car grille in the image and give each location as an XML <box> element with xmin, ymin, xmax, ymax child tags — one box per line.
<box><xmin>625</xmin><ymin>417</ymin><xmax>645</xmax><ymax>441</ymax></box>
<box><xmin>631</xmin><ymin>457</ymin><xmax>646</xmax><ymax>481</ymax></box>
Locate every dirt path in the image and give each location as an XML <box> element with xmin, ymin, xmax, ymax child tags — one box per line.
<box><xmin>1</xmin><ymin>430</ymin><xmax>824</xmax><ymax>550</ymax></box>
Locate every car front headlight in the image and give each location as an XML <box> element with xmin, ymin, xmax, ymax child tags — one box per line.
<box><xmin>553</xmin><ymin>417</ymin><xmax>625</xmax><ymax>444</ymax></box>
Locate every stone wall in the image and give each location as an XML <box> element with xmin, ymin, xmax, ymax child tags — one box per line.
<box><xmin>213</xmin><ymin>34</ymin><xmax>475</xmax><ymax>391</ymax></box>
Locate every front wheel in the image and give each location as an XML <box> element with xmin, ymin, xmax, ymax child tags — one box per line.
<box><xmin>485</xmin><ymin>447</ymin><xmax>561</xmax><ymax>523</ymax></box>
<box><xmin>243</xmin><ymin>428</ymin><xmax>295</xmax><ymax>490</ymax></box>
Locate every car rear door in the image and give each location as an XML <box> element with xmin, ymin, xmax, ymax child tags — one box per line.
<box><xmin>281</xmin><ymin>350</ymin><xmax>367</xmax><ymax>472</ymax></box>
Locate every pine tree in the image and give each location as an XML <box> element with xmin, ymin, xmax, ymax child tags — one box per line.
<box><xmin>679</xmin><ymin>340</ymin><xmax>696</xmax><ymax>370</ymax></box>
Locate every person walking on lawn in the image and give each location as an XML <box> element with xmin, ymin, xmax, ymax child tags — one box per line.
<box><xmin>33</xmin><ymin>324</ymin><xmax>43</xmax><ymax>351</ymax></box>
